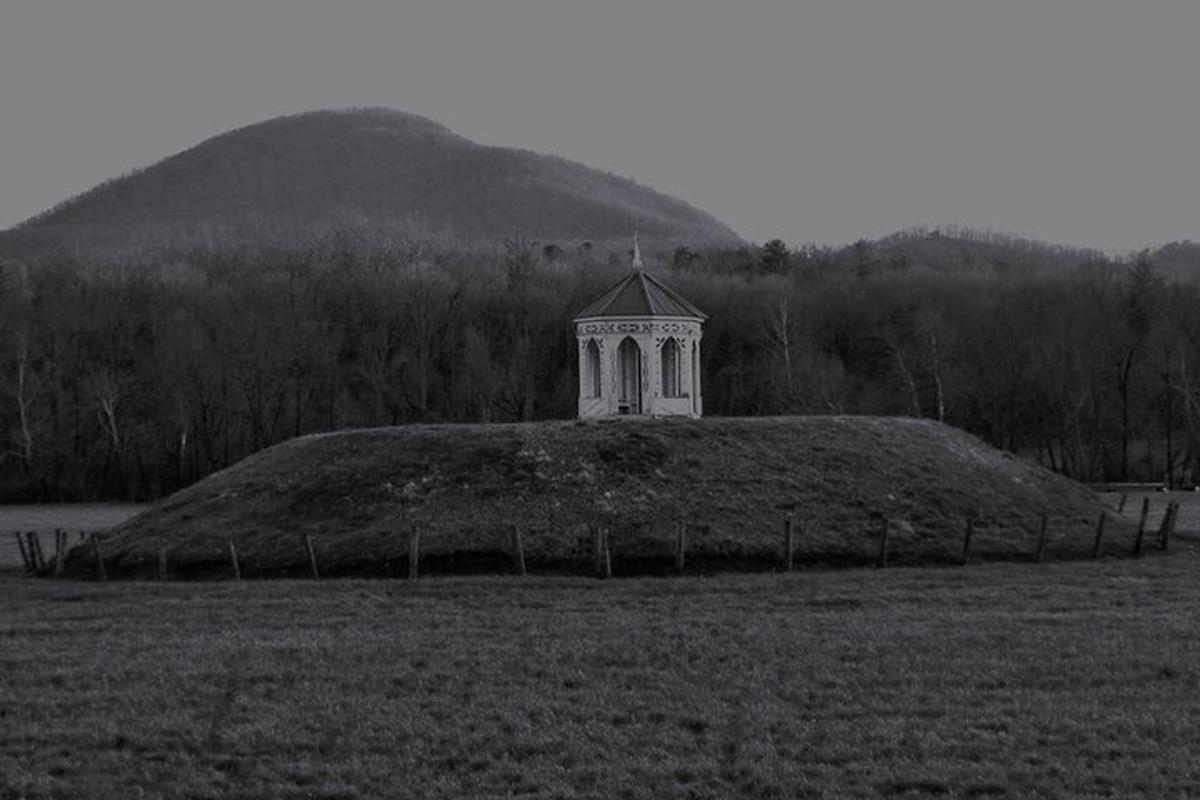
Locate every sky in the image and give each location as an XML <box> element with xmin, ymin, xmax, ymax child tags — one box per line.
<box><xmin>1</xmin><ymin>0</ymin><xmax>1197</xmax><ymax>254</ymax></box>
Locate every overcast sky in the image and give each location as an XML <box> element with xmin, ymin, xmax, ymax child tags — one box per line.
<box><xmin>1</xmin><ymin>1</ymin><xmax>1197</xmax><ymax>253</ymax></box>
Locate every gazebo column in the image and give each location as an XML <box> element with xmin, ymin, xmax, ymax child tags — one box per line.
<box><xmin>576</xmin><ymin>338</ymin><xmax>588</xmax><ymax>413</ymax></box>
<box><xmin>608</xmin><ymin>341</ymin><xmax>620</xmax><ymax>415</ymax></box>
<box><xmin>639</xmin><ymin>333</ymin><xmax>656</xmax><ymax>416</ymax></box>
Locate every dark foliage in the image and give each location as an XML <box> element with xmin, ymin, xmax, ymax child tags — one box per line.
<box><xmin>2</xmin><ymin>225</ymin><xmax>1200</xmax><ymax>500</ymax></box>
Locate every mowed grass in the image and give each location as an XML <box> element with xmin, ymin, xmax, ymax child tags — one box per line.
<box><xmin>0</xmin><ymin>505</ymin><xmax>147</xmax><ymax>570</ymax></box>
<box><xmin>1101</xmin><ymin>490</ymin><xmax>1200</xmax><ymax>535</ymax></box>
<box><xmin>4</xmin><ymin>555</ymin><xmax>1200</xmax><ymax>799</ymax></box>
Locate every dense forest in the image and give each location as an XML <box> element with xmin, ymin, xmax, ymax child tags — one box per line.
<box><xmin>2</xmin><ymin>225</ymin><xmax>1199</xmax><ymax>501</ymax></box>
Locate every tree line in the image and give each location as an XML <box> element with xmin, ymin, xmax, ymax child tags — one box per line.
<box><xmin>2</xmin><ymin>226</ymin><xmax>1198</xmax><ymax>501</ymax></box>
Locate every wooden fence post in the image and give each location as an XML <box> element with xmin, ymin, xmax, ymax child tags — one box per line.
<box><xmin>961</xmin><ymin>518</ymin><xmax>975</xmax><ymax>565</ymax></box>
<box><xmin>510</xmin><ymin>524</ymin><xmax>526</xmax><ymax>576</ymax></box>
<box><xmin>158</xmin><ymin>539</ymin><xmax>167</xmax><ymax>581</ymax></box>
<box><xmin>783</xmin><ymin>517</ymin><xmax>795</xmax><ymax>572</ymax></box>
<box><xmin>15</xmin><ymin>532</ymin><xmax>32</xmax><ymax>574</ymax></box>
<box><xmin>54</xmin><ymin>529</ymin><xmax>66</xmax><ymax>578</ymax></box>
<box><xmin>1091</xmin><ymin>512</ymin><xmax>1106</xmax><ymax>559</ymax></box>
<box><xmin>1034</xmin><ymin>514</ymin><xmax>1049</xmax><ymax>563</ymax></box>
<box><xmin>28</xmin><ymin>531</ymin><xmax>45</xmax><ymax>572</ymax></box>
<box><xmin>602</xmin><ymin>527</ymin><xmax>612</xmax><ymax>579</ymax></box>
<box><xmin>591</xmin><ymin>524</ymin><xmax>604</xmax><ymax>578</ymax></box>
<box><xmin>1170</xmin><ymin>500</ymin><xmax>1180</xmax><ymax>549</ymax></box>
<box><xmin>407</xmin><ymin>523</ymin><xmax>420</xmax><ymax>579</ymax></box>
<box><xmin>1159</xmin><ymin>501</ymin><xmax>1179</xmax><ymax>551</ymax></box>
<box><xmin>24</xmin><ymin>532</ymin><xmax>35</xmax><ymax>572</ymax></box>
<box><xmin>227</xmin><ymin>534</ymin><xmax>242</xmax><ymax>580</ymax></box>
<box><xmin>876</xmin><ymin>517</ymin><xmax>890</xmax><ymax>568</ymax></box>
<box><xmin>303</xmin><ymin>534</ymin><xmax>320</xmax><ymax>580</ymax></box>
<box><xmin>91</xmin><ymin>533</ymin><xmax>107</xmax><ymax>581</ymax></box>
<box><xmin>1133</xmin><ymin>497</ymin><xmax>1150</xmax><ymax>556</ymax></box>
<box><xmin>675</xmin><ymin>520</ymin><xmax>686</xmax><ymax>575</ymax></box>
<box><xmin>1156</xmin><ymin>502</ymin><xmax>1168</xmax><ymax>551</ymax></box>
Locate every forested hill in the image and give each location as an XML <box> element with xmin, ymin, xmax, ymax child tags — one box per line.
<box><xmin>2</xmin><ymin>222</ymin><xmax>1200</xmax><ymax>502</ymax></box>
<box><xmin>1150</xmin><ymin>240</ymin><xmax>1200</xmax><ymax>276</ymax></box>
<box><xmin>870</xmin><ymin>228</ymin><xmax>1200</xmax><ymax>279</ymax></box>
<box><xmin>698</xmin><ymin>226</ymin><xmax>1198</xmax><ymax>282</ymax></box>
<box><xmin>2</xmin><ymin>108</ymin><xmax>741</xmax><ymax>258</ymax></box>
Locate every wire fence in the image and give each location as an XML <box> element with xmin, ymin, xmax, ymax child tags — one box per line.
<box><xmin>0</xmin><ymin>504</ymin><xmax>145</xmax><ymax>569</ymax></box>
<box><xmin>2</xmin><ymin>490</ymin><xmax>1189</xmax><ymax>581</ymax></box>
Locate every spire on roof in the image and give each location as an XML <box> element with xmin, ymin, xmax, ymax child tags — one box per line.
<box><xmin>632</xmin><ymin>229</ymin><xmax>643</xmax><ymax>271</ymax></box>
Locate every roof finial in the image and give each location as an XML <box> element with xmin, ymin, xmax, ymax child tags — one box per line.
<box><xmin>632</xmin><ymin>227</ymin><xmax>643</xmax><ymax>271</ymax></box>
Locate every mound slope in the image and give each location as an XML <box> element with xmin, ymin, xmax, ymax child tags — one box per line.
<box><xmin>63</xmin><ymin>417</ymin><xmax>1128</xmax><ymax>579</ymax></box>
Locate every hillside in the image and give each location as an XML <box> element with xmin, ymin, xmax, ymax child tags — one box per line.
<box><xmin>869</xmin><ymin>226</ymin><xmax>1106</xmax><ymax>275</ymax></box>
<box><xmin>855</xmin><ymin>228</ymin><xmax>1199</xmax><ymax>281</ymax></box>
<box><xmin>2</xmin><ymin>108</ymin><xmax>741</xmax><ymax>257</ymax></box>
<box><xmin>1151</xmin><ymin>240</ymin><xmax>1200</xmax><ymax>277</ymax></box>
<box><xmin>61</xmin><ymin>416</ymin><xmax>1128</xmax><ymax>580</ymax></box>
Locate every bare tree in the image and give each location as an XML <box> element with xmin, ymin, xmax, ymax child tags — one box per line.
<box><xmin>1</xmin><ymin>329</ymin><xmax>36</xmax><ymax>469</ymax></box>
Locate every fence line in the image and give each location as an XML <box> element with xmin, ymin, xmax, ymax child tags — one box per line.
<box><xmin>0</xmin><ymin>495</ymin><xmax>1188</xmax><ymax>581</ymax></box>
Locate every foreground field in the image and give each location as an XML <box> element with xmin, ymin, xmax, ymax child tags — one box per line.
<box><xmin>4</xmin><ymin>555</ymin><xmax>1200</xmax><ymax>799</ymax></box>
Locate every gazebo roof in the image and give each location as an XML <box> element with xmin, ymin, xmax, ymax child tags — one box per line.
<box><xmin>574</xmin><ymin>269</ymin><xmax>707</xmax><ymax>321</ymax></box>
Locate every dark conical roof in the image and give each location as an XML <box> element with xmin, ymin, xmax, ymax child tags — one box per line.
<box><xmin>574</xmin><ymin>270</ymin><xmax>706</xmax><ymax>320</ymax></box>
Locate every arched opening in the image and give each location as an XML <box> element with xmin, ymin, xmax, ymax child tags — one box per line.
<box><xmin>617</xmin><ymin>337</ymin><xmax>642</xmax><ymax>414</ymax></box>
<box><xmin>661</xmin><ymin>337</ymin><xmax>681</xmax><ymax>397</ymax></box>
<box><xmin>585</xmin><ymin>339</ymin><xmax>601</xmax><ymax>398</ymax></box>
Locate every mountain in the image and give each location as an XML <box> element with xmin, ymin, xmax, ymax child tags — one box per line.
<box><xmin>860</xmin><ymin>228</ymin><xmax>1199</xmax><ymax>280</ymax></box>
<box><xmin>870</xmin><ymin>226</ymin><xmax>1106</xmax><ymax>273</ymax></box>
<box><xmin>1150</xmin><ymin>240</ymin><xmax>1200</xmax><ymax>274</ymax></box>
<box><xmin>2</xmin><ymin>108</ymin><xmax>742</xmax><ymax>258</ymax></box>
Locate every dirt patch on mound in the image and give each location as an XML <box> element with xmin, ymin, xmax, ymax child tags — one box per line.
<box><xmin>62</xmin><ymin>417</ymin><xmax>1129</xmax><ymax>579</ymax></box>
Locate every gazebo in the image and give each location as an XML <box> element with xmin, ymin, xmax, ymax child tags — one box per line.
<box><xmin>573</xmin><ymin>238</ymin><xmax>706</xmax><ymax>418</ymax></box>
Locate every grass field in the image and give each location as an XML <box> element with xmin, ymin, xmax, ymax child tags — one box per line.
<box><xmin>4</xmin><ymin>552</ymin><xmax>1200</xmax><ymax>799</ymax></box>
<box><xmin>0</xmin><ymin>505</ymin><xmax>146</xmax><ymax>570</ymax></box>
<box><xmin>1099</xmin><ymin>490</ymin><xmax>1200</xmax><ymax>533</ymax></box>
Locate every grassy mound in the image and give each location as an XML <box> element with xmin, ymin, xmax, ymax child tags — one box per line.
<box><xmin>63</xmin><ymin>417</ymin><xmax>1128</xmax><ymax>579</ymax></box>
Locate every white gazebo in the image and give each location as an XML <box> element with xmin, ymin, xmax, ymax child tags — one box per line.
<box><xmin>573</xmin><ymin>238</ymin><xmax>706</xmax><ymax>418</ymax></box>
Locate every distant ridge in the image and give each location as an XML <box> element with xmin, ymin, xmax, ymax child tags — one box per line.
<box><xmin>4</xmin><ymin>108</ymin><xmax>742</xmax><ymax>256</ymax></box>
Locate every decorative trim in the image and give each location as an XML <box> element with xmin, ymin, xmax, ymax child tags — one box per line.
<box><xmin>576</xmin><ymin>319</ymin><xmax>701</xmax><ymax>337</ymax></box>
